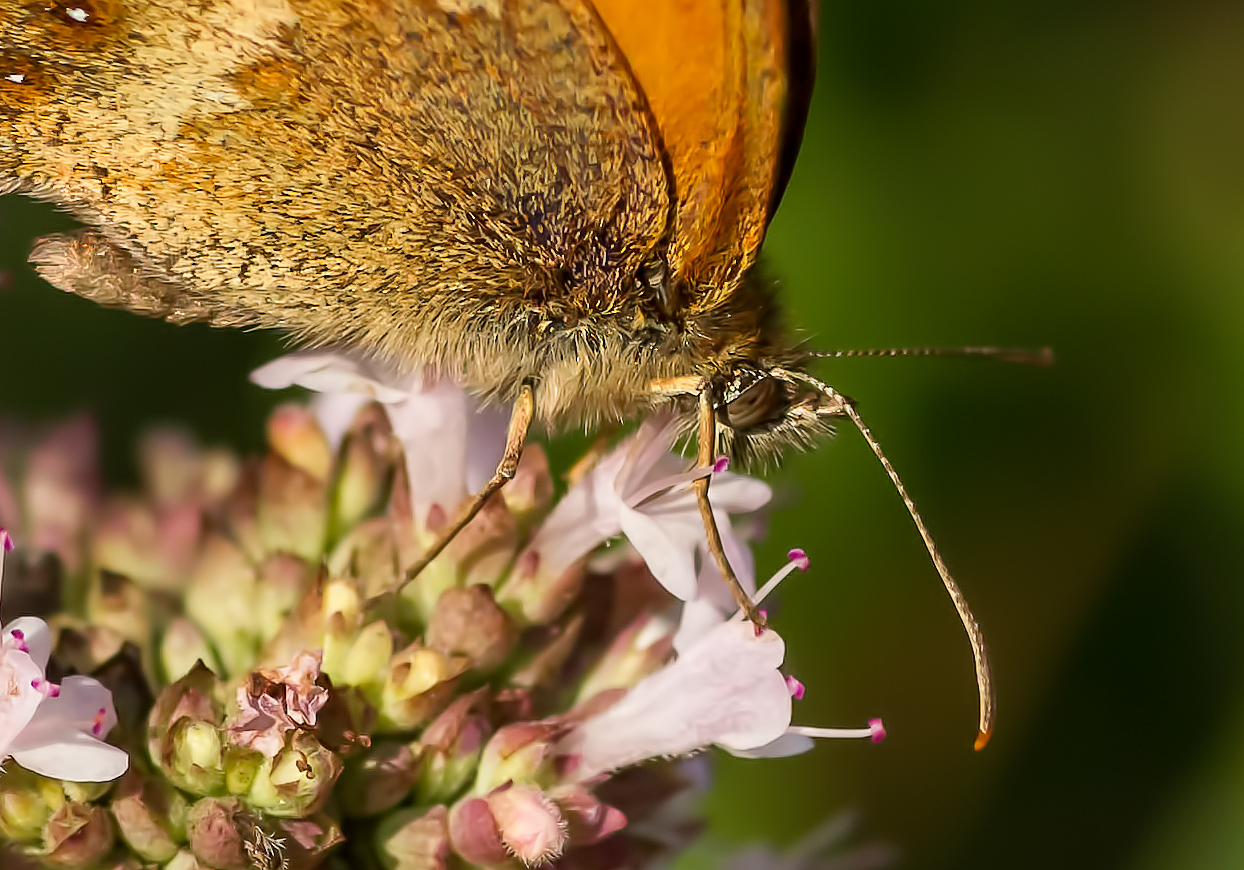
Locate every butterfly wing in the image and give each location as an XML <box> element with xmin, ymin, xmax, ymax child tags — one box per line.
<box><xmin>591</xmin><ymin>0</ymin><xmax>816</xmax><ymax>305</ymax></box>
<box><xmin>0</xmin><ymin>0</ymin><xmax>670</xmax><ymax>359</ymax></box>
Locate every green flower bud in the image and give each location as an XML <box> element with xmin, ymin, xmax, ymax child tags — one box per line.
<box><xmin>246</xmin><ymin>732</ymin><xmax>342</xmax><ymax>817</ymax></box>
<box><xmin>0</xmin><ymin>767</ymin><xmax>61</xmax><ymax>842</ymax></box>
<box><xmin>374</xmin><ymin>805</ymin><xmax>449</xmax><ymax>870</ymax></box>
<box><xmin>330</xmin><ymin>418</ymin><xmax>390</xmax><ymax>541</ymax></box>
<box><xmin>223</xmin><ymin>746</ymin><xmax>264</xmax><ymax>797</ymax></box>
<box><xmin>167</xmin><ymin>720</ymin><xmax>227</xmax><ymax>796</ymax></box>
<box><xmin>377</xmin><ymin>644</ymin><xmax>467</xmax><ymax>733</ymax></box>
<box><xmin>415</xmin><ymin>694</ymin><xmax>490</xmax><ymax>806</ymax></box>
<box><xmin>109</xmin><ymin>769</ymin><xmax>189</xmax><ymax>863</ymax></box>
<box><xmin>472</xmin><ymin>724</ymin><xmax>556</xmax><ymax>794</ymax></box>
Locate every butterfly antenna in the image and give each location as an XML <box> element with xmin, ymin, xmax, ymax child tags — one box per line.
<box><xmin>811</xmin><ymin>346</ymin><xmax>1053</xmax><ymax>366</ymax></box>
<box><xmin>779</xmin><ymin>369</ymin><xmax>996</xmax><ymax>750</ymax></box>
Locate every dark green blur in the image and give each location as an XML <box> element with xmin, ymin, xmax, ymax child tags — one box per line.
<box><xmin>3</xmin><ymin>2</ymin><xmax>1244</xmax><ymax>868</ymax></box>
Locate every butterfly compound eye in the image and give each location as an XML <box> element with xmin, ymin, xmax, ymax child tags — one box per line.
<box><xmin>716</xmin><ymin>369</ymin><xmax>788</xmax><ymax>431</ymax></box>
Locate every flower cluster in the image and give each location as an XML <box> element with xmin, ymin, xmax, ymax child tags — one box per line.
<box><xmin>0</xmin><ymin>352</ymin><xmax>882</xmax><ymax>869</ymax></box>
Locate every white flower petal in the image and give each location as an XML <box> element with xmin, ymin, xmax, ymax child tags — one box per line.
<box><xmin>704</xmin><ymin>472</ymin><xmax>773</xmax><ymax>513</ymax></box>
<box><xmin>4</xmin><ymin>617</ymin><xmax>52</xmax><ymax>671</ymax></box>
<box><xmin>250</xmin><ymin>351</ymin><xmax>407</xmax><ymax>402</ymax></box>
<box><xmin>311</xmin><ymin>392</ymin><xmax>371</xmax><ymax>451</ymax></box>
<box><xmin>619</xmin><ymin>507</ymin><xmax>698</xmax><ymax>601</ymax></box>
<box><xmin>10</xmin><ymin>728</ymin><xmax>129</xmax><ymax>781</ymax></box>
<box><xmin>725</xmin><ymin>731</ymin><xmax>816</xmax><ymax>759</ymax></box>
<box><xmin>25</xmin><ymin>676</ymin><xmax>118</xmax><ymax>736</ymax></box>
<box><xmin>560</xmin><ymin>621</ymin><xmax>792</xmax><ymax>778</ymax></box>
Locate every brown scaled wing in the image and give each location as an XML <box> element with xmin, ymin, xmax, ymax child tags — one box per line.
<box><xmin>0</xmin><ymin>0</ymin><xmax>670</xmax><ymax>347</ymax></box>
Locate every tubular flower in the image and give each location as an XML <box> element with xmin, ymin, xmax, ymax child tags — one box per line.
<box><xmin>0</xmin><ymin>356</ymin><xmax>884</xmax><ymax>870</ymax></box>
<box><xmin>0</xmin><ymin>530</ymin><xmax>128</xmax><ymax>783</ymax></box>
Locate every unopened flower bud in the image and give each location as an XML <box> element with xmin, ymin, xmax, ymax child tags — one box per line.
<box><xmin>246</xmin><ymin>732</ymin><xmax>342</xmax><ymax>817</ymax></box>
<box><xmin>472</xmin><ymin>723</ymin><xmax>556</xmax><ymax>794</ymax></box>
<box><xmin>185</xmin><ymin>797</ymin><xmax>248</xmax><ymax>870</ymax></box>
<box><xmin>486</xmin><ymin>783</ymin><xmax>568</xmax><ymax>867</ymax></box>
<box><xmin>331</xmin><ymin>423</ymin><xmax>389</xmax><ymax>538</ymax></box>
<box><xmin>109</xmin><ymin>770</ymin><xmax>189</xmax><ymax>863</ymax></box>
<box><xmin>375</xmin><ymin>805</ymin><xmax>450</xmax><ymax>870</ymax></box>
<box><xmin>168</xmin><ymin>720</ymin><xmax>227</xmax><ymax>796</ymax></box>
<box><xmin>223</xmin><ymin>747</ymin><xmax>264</xmax><ymax>796</ymax></box>
<box><xmin>41</xmin><ymin>802</ymin><xmax>115</xmax><ymax>869</ymax></box>
<box><xmin>337</xmin><ymin>741</ymin><xmax>420</xmax><ymax>818</ymax></box>
<box><xmin>149</xmin><ymin>664</ymin><xmax>225</xmax><ymax>793</ymax></box>
<box><xmin>0</xmin><ymin>767</ymin><xmax>59</xmax><ymax>842</ymax></box>
<box><xmin>416</xmin><ymin>694</ymin><xmax>490</xmax><ymax>806</ymax></box>
<box><xmin>267</xmin><ymin>404</ymin><xmax>333</xmax><ymax>482</ymax></box>
<box><xmin>327</xmin><ymin>619</ymin><xmax>393</xmax><ymax>691</ymax></box>
<box><xmin>445</xmin><ymin>798</ymin><xmax>507</xmax><ymax>866</ymax></box>
<box><xmin>446</xmin><ymin>496</ymin><xmax>518</xmax><ymax>590</ymax></box>
<box><xmin>160</xmin><ymin>617</ymin><xmax>220</xmax><ymax>684</ymax></box>
<box><xmin>378</xmin><ymin>645</ymin><xmax>466</xmax><ymax>732</ymax></box>
<box><xmin>256</xmin><ymin>453</ymin><xmax>328</xmax><ymax>562</ymax></box>
<box><xmin>426</xmin><ymin>584</ymin><xmax>517</xmax><ymax>673</ymax></box>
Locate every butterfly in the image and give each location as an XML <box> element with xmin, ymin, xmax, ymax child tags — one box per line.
<box><xmin>0</xmin><ymin>0</ymin><xmax>996</xmax><ymax>746</ymax></box>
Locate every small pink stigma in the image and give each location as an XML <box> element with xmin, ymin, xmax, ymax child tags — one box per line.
<box><xmin>0</xmin><ymin>529</ymin><xmax>12</xmax><ymax>552</ymax></box>
<box><xmin>30</xmin><ymin>678</ymin><xmax>57</xmax><ymax>698</ymax></box>
<box><xmin>785</xmin><ymin>675</ymin><xmax>806</xmax><ymax>700</ymax></box>
<box><xmin>787</xmin><ymin>548</ymin><xmax>810</xmax><ymax>571</ymax></box>
<box><xmin>9</xmin><ymin>629</ymin><xmax>27</xmax><ymax>653</ymax></box>
<box><xmin>48</xmin><ymin>683</ymin><xmax>60</xmax><ymax>698</ymax></box>
<box><xmin>91</xmin><ymin>707</ymin><xmax>107</xmax><ymax>736</ymax></box>
<box><xmin>869</xmin><ymin>718</ymin><xmax>887</xmax><ymax>743</ymax></box>
<box><xmin>712</xmin><ymin>456</ymin><xmax>730</xmax><ymax>474</ymax></box>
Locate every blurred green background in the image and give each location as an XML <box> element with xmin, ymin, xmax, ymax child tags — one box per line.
<box><xmin>3</xmin><ymin>1</ymin><xmax>1244</xmax><ymax>868</ymax></box>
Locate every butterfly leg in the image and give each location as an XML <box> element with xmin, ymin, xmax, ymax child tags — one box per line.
<box><xmin>694</xmin><ymin>387</ymin><xmax>765</xmax><ymax>626</ymax></box>
<box><xmin>29</xmin><ymin>230</ymin><xmax>247</xmax><ymax>326</ymax></box>
<box><xmin>404</xmin><ymin>381</ymin><xmax>535</xmax><ymax>581</ymax></box>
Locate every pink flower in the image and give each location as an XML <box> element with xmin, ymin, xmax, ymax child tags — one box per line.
<box><xmin>0</xmin><ymin>530</ymin><xmax>128</xmax><ymax>781</ymax></box>
<box><xmin>518</xmin><ymin>416</ymin><xmax>771</xmax><ymax>602</ymax></box>
<box><xmin>229</xmin><ymin>649</ymin><xmax>330</xmax><ymax>757</ymax></box>
<box><xmin>557</xmin><ymin>551</ymin><xmax>883</xmax><ymax>779</ymax></box>
<box><xmin>251</xmin><ymin>352</ymin><xmax>506</xmax><ymax>530</ymax></box>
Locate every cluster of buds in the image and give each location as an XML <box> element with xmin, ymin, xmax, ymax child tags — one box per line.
<box><xmin>0</xmin><ymin>352</ymin><xmax>883</xmax><ymax>870</ymax></box>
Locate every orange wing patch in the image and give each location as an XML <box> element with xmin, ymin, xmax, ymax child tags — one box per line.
<box><xmin>591</xmin><ymin>0</ymin><xmax>792</xmax><ymax>303</ymax></box>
